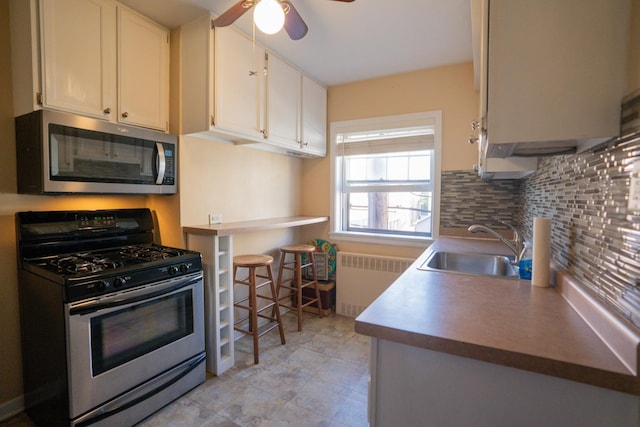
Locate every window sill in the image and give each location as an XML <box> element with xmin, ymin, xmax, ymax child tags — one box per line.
<box><xmin>328</xmin><ymin>231</ymin><xmax>433</xmax><ymax>248</ymax></box>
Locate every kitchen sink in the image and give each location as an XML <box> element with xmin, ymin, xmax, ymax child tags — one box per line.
<box><xmin>418</xmin><ymin>251</ymin><xmax>520</xmax><ymax>279</ymax></box>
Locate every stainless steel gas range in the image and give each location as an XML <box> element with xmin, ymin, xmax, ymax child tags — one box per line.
<box><xmin>16</xmin><ymin>208</ymin><xmax>206</xmax><ymax>426</ymax></box>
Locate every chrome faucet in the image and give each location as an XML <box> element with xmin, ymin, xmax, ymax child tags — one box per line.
<box><xmin>467</xmin><ymin>221</ymin><xmax>525</xmax><ymax>262</ymax></box>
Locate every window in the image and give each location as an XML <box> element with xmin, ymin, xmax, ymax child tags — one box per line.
<box><xmin>330</xmin><ymin>111</ymin><xmax>441</xmax><ymax>246</ymax></box>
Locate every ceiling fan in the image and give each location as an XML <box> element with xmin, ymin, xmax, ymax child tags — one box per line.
<box><xmin>212</xmin><ymin>0</ymin><xmax>355</xmax><ymax>40</ymax></box>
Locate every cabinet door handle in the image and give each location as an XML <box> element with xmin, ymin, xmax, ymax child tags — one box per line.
<box><xmin>103</xmin><ymin>107</ymin><xmax>111</xmax><ymax>114</ymax></box>
<box><xmin>260</xmin><ymin>129</ymin><xmax>268</xmax><ymax>138</ymax></box>
<box><xmin>122</xmin><ymin>112</ymin><xmax>129</xmax><ymax>118</ymax></box>
<box><xmin>299</xmin><ymin>140</ymin><xmax>308</xmax><ymax>148</ymax></box>
<box><xmin>471</xmin><ymin>120</ymin><xmax>480</xmax><ymax>130</ymax></box>
<box><xmin>249</xmin><ymin>70</ymin><xmax>257</xmax><ymax>77</ymax></box>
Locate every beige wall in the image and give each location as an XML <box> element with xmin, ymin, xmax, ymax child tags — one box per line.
<box><xmin>328</xmin><ymin>63</ymin><xmax>480</xmax><ymax>171</ymax></box>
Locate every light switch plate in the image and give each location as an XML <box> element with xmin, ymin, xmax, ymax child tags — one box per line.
<box><xmin>629</xmin><ymin>160</ymin><xmax>640</xmax><ymax>211</ymax></box>
<box><xmin>209</xmin><ymin>213</ymin><xmax>222</xmax><ymax>224</ymax></box>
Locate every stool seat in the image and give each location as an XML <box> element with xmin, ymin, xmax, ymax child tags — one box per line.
<box><xmin>276</xmin><ymin>244</ymin><xmax>323</xmax><ymax>331</ymax></box>
<box><xmin>280</xmin><ymin>244</ymin><xmax>315</xmax><ymax>253</ymax></box>
<box><xmin>234</xmin><ymin>254</ymin><xmax>273</xmax><ymax>267</ymax></box>
<box><xmin>233</xmin><ymin>253</ymin><xmax>285</xmax><ymax>364</ymax></box>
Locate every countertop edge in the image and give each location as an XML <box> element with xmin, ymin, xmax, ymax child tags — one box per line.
<box><xmin>354</xmin><ymin>321</ymin><xmax>640</xmax><ymax>396</ymax></box>
<box><xmin>182</xmin><ymin>216</ymin><xmax>329</xmax><ymax>236</ymax></box>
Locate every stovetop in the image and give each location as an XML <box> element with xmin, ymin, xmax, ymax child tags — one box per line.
<box><xmin>31</xmin><ymin>244</ymin><xmax>195</xmax><ymax>276</ymax></box>
<box><xmin>21</xmin><ymin>243</ymin><xmax>203</xmax><ymax>302</ymax></box>
<box><xmin>16</xmin><ymin>208</ymin><xmax>203</xmax><ymax>302</ymax></box>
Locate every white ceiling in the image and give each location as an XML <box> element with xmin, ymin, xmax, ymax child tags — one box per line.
<box><xmin>118</xmin><ymin>0</ymin><xmax>473</xmax><ymax>86</ymax></box>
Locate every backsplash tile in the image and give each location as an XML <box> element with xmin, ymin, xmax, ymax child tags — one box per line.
<box><xmin>440</xmin><ymin>170</ymin><xmax>520</xmax><ymax>229</ymax></box>
<box><xmin>520</xmin><ymin>129</ymin><xmax>640</xmax><ymax>327</ymax></box>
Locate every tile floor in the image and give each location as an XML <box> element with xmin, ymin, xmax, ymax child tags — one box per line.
<box><xmin>2</xmin><ymin>311</ymin><xmax>370</xmax><ymax>427</ymax></box>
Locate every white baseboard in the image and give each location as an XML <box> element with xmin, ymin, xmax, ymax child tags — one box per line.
<box><xmin>0</xmin><ymin>395</ymin><xmax>25</xmax><ymax>422</ymax></box>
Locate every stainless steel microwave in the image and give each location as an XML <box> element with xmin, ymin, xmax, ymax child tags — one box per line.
<box><xmin>15</xmin><ymin>110</ymin><xmax>177</xmax><ymax>195</ymax></box>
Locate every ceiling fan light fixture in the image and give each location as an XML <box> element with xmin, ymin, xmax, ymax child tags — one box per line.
<box><xmin>253</xmin><ymin>0</ymin><xmax>285</xmax><ymax>35</ymax></box>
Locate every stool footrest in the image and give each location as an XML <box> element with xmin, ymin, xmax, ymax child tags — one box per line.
<box><xmin>234</xmin><ymin>299</ymin><xmax>277</xmax><ymax>311</ymax></box>
<box><xmin>234</xmin><ymin>320</ymin><xmax>280</xmax><ymax>338</ymax></box>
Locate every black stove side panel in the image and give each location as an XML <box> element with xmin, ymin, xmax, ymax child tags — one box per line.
<box><xmin>19</xmin><ymin>270</ymin><xmax>69</xmax><ymax>426</ymax></box>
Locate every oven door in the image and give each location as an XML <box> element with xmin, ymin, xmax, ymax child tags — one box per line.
<box><xmin>66</xmin><ymin>272</ymin><xmax>204</xmax><ymax>418</ymax></box>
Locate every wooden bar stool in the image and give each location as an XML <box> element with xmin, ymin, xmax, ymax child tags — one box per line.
<box><xmin>276</xmin><ymin>244</ymin><xmax>323</xmax><ymax>331</ymax></box>
<box><xmin>233</xmin><ymin>254</ymin><xmax>285</xmax><ymax>364</ymax></box>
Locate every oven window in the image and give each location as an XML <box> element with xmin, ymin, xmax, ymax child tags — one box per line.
<box><xmin>90</xmin><ymin>290</ymin><xmax>193</xmax><ymax>376</ymax></box>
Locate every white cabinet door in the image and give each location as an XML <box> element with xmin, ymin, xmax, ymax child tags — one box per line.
<box><xmin>214</xmin><ymin>27</ymin><xmax>264</xmax><ymax>141</ymax></box>
<box><xmin>40</xmin><ymin>0</ymin><xmax>116</xmax><ymax>119</ymax></box>
<box><xmin>301</xmin><ymin>75</ymin><xmax>327</xmax><ymax>157</ymax></box>
<box><xmin>265</xmin><ymin>53</ymin><xmax>301</xmax><ymax>148</ymax></box>
<box><xmin>118</xmin><ymin>7</ymin><xmax>169</xmax><ymax>131</ymax></box>
<box><xmin>482</xmin><ymin>0</ymin><xmax>627</xmax><ymax>156</ymax></box>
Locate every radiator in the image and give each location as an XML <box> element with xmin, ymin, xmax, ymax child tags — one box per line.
<box><xmin>336</xmin><ymin>251</ymin><xmax>414</xmax><ymax>317</ymax></box>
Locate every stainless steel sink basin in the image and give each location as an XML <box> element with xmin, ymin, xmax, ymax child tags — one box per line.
<box><xmin>418</xmin><ymin>251</ymin><xmax>520</xmax><ymax>279</ymax></box>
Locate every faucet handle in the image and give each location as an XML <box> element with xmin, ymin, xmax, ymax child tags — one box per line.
<box><xmin>499</xmin><ymin>221</ymin><xmax>523</xmax><ymax>241</ymax></box>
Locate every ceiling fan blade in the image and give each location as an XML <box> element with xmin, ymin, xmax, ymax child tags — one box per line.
<box><xmin>282</xmin><ymin>1</ymin><xmax>308</xmax><ymax>40</ymax></box>
<box><xmin>212</xmin><ymin>0</ymin><xmax>252</xmax><ymax>27</ymax></box>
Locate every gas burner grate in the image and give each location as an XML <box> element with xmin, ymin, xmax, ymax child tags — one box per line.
<box><xmin>49</xmin><ymin>253</ymin><xmax>125</xmax><ymax>274</ymax></box>
<box><xmin>119</xmin><ymin>245</ymin><xmax>186</xmax><ymax>262</ymax></box>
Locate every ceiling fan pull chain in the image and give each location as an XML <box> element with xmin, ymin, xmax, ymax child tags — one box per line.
<box><xmin>249</xmin><ymin>20</ymin><xmax>257</xmax><ymax>76</ymax></box>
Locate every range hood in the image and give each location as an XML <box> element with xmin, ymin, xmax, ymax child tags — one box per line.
<box><xmin>487</xmin><ymin>136</ymin><xmax>614</xmax><ymax>158</ymax></box>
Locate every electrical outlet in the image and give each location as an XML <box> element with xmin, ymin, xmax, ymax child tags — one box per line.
<box><xmin>209</xmin><ymin>213</ymin><xmax>222</xmax><ymax>224</ymax></box>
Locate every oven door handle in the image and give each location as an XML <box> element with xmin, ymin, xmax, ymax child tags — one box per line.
<box><xmin>74</xmin><ymin>352</ymin><xmax>206</xmax><ymax>427</ymax></box>
<box><xmin>69</xmin><ymin>273</ymin><xmax>202</xmax><ymax>316</ymax></box>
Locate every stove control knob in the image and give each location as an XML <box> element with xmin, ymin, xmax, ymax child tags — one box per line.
<box><xmin>169</xmin><ymin>266</ymin><xmax>178</xmax><ymax>275</ymax></box>
<box><xmin>96</xmin><ymin>281</ymin><xmax>107</xmax><ymax>292</ymax></box>
<box><xmin>179</xmin><ymin>264</ymin><xmax>188</xmax><ymax>273</ymax></box>
<box><xmin>113</xmin><ymin>277</ymin><xmax>126</xmax><ymax>288</ymax></box>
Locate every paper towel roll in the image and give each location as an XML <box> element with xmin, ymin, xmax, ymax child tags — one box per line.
<box><xmin>532</xmin><ymin>217</ymin><xmax>551</xmax><ymax>287</ymax></box>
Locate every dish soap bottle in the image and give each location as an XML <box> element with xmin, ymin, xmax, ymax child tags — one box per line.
<box><xmin>518</xmin><ymin>241</ymin><xmax>533</xmax><ymax>280</ymax></box>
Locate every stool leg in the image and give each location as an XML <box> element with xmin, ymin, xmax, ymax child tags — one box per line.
<box><xmin>295</xmin><ymin>253</ymin><xmax>303</xmax><ymax>331</ymax></box>
<box><xmin>249</xmin><ymin>266</ymin><xmax>259</xmax><ymax>364</ymax></box>
<box><xmin>267</xmin><ymin>264</ymin><xmax>286</xmax><ymax>345</ymax></box>
<box><xmin>309</xmin><ymin>252</ymin><xmax>324</xmax><ymax>318</ymax></box>
<box><xmin>276</xmin><ymin>251</ymin><xmax>286</xmax><ymax>303</ymax></box>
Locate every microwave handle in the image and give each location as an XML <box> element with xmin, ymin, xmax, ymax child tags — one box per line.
<box><xmin>155</xmin><ymin>142</ymin><xmax>166</xmax><ymax>185</ymax></box>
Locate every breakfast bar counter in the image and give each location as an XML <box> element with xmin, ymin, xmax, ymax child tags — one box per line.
<box><xmin>183</xmin><ymin>216</ymin><xmax>329</xmax><ymax>236</ymax></box>
<box><xmin>183</xmin><ymin>216</ymin><xmax>328</xmax><ymax>375</ymax></box>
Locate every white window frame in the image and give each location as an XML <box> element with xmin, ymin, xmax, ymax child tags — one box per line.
<box><xmin>329</xmin><ymin>111</ymin><xmax>442</xmax><ymax>247</ymax></box>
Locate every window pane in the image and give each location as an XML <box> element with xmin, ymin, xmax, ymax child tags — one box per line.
<box><xmin>347</xmin><ymin>191</ymin><xmax>432</xmax><ymax>236</ymax></box>
<box><xmin>409</xmin><ymin>154</ymin><xmax>431</xmax><ymax>180</ymax></box>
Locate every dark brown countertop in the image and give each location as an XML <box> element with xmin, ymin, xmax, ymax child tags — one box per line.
<box><xmin>355</xmin><ymin>237</ymin><xmax>640</xmax><ymax>395</ymax></box>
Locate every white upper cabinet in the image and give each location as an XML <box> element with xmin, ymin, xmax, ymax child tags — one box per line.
<box><xmin>265</xmin><ymin>53</ymin><xmax>327</xmax><ymax>157</ymax></box>
<box><xmin>478</xmin><ymin>0</ymin><xmax>629</xmax><ymax>158</ymax></box>
<box><xmin>39</xmin><ymin>0</ymin><xmax>117</xmax><ymax>119</ymax></box>
<box><xmin>265</xmin><ymin>53</ymin><xmax>301</xmax><ymax>149</ymax></box>
<box><xmin>181</xmin><ymin>15</ymin><xmax>264</xmax><ymax>143</ymax></box>
<box><xmin>118</xmin><ymin>7</ymin><xmax>169</xmax><ymax>131</ymax></box>
<box><xmin>181</xmin><ymin>14</ymin><xmax>327</xmax><ymax>157</ymax></box>
<box><xmin>214</xmin><ymin>26</ymin><xmax>265</xmax><ymax>141</ymax></box>
<box><xmin>301</xmin><ymin>75</ymin><xmax>327</xmax><ymax>157</ymax></box>
<box><xmin>10</xmin><ymin>0</ymin><xmax>169</xmax><ymax>132</ymax></box>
